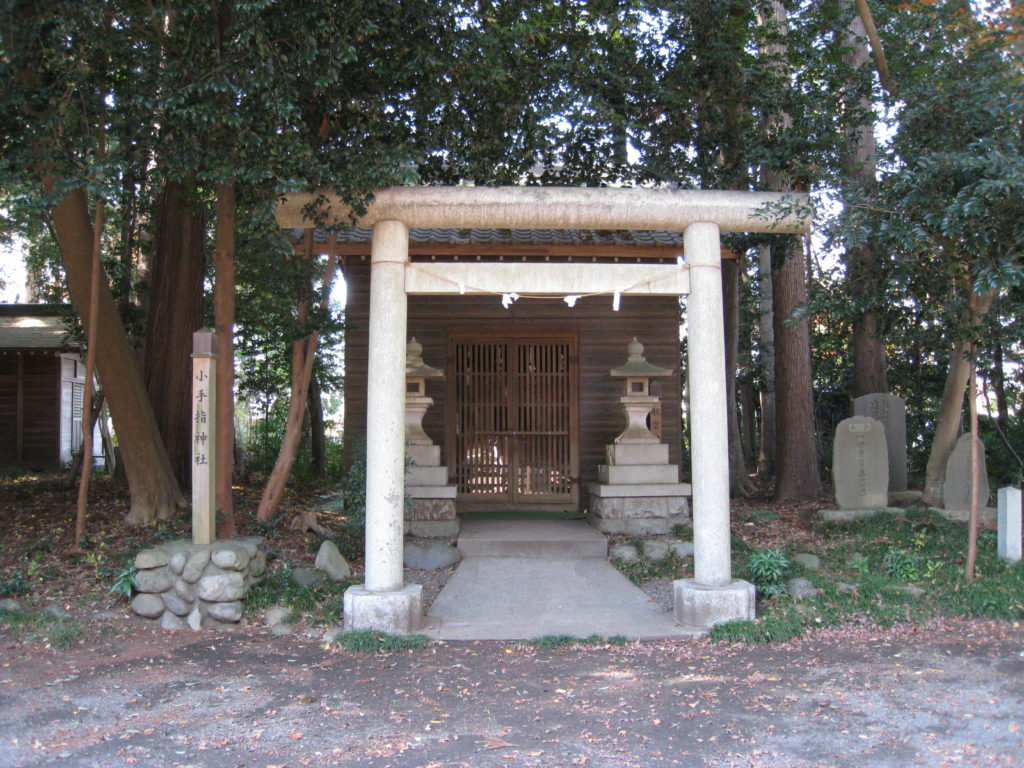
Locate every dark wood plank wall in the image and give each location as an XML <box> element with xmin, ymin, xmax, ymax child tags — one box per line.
<box><xmin>0</xmin><ymin>353</ymin><xmax>61</xmax><ymax>469</ymax></box>
<box><xmin>342</xmin><ymin>258</ymin><xmax>683</xmax><ymax>509</ymax></box>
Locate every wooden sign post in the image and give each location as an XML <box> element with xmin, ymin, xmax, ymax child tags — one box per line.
<box><xmin>191</xmin><ymin>329</ymin><xmax>217</xmax><ymax>544</ymax></box>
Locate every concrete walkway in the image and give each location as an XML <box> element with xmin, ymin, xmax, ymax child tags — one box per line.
<box><xmin>424</xmin><ymin>520</ymin><xmax>700</xmax><ymax>641</ymax></box>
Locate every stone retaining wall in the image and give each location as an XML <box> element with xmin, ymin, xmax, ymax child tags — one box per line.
<box><xmin>129</xmin><ymin>537</ymin><xmax>265</xmax><ymax>631</ymax></box>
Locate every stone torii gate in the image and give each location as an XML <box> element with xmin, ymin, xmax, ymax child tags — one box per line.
<box><xmin>276</xmin><ymin>186</ymin><xmax>811</xmax><ymax>634</ymax></box>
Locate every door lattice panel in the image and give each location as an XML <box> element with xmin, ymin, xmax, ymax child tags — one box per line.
<box><xmin>449</xmin><ymin>335</ymin><xmax>577</xmax><ymax>505</ymax></box>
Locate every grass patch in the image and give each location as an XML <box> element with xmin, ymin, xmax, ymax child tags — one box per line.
<box><xmin>0</xmin><ymin>607</ymin><xmax>85</xmax><ymax>649</ymax></box>
<box><xmin>47</xmin><ymin>620</ymin><xmax>84</xmax><ymax>649</ymax></box>
<box><xmin>714</xmin><ymin>507</ymin><xmax>1024</xmax><ymax>644</ymax></box>
<box><xmin>333</xmin><ymin>630</ymin><xmax>429</xmax><ymax>653</ymax></box>
<box><xmin>243</xmin><ymin>565</ymin><xmax>352</xmax><ymax>625</ymax></box>
<box><xmin>529</xmin><ymin>634</ymin><xmax>629</xmax><ymax>648</ymax></box>
<box><xmin>612</xmin><ymin>546</ymin><xmax>691</xmax><ymax>585</ymax></box>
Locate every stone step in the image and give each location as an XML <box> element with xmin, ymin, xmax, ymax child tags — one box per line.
<box><xmin>457</xmin><ymin>519</ymin><xmax>608</xmax><ymax>559</ymax></box>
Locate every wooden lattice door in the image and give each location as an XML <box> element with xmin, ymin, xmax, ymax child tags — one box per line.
<box><xmin>448</xmin><ymin>334</ymin><xmax>578</xmax><ymax>507</ymax></box>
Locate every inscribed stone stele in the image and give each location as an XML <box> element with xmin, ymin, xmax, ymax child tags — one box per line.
<box><xmin>943</xmin><ymin>433</ymin><xmax>990</xmax><ymax>511</ymax></box>
<box><xmin>853</xmin><ymin>393</ymin><xmax>908</xmax><ymax>492</ymax></box>
<box><xmin>833</xmin><ymin>416</ymin><xmax>889</xmax><ymax>510</ymax></box>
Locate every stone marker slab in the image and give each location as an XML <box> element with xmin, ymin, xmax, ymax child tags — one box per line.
<box><xmin>944</xmin><ymin>434</ymin><xmax>990</xmax><ymax>511</ymax></box>
<box><xmin>853</xmin><ymin>393</ymin><xmax>908</xmax><ymax>492</ymax></box>
<box><xmin>997</xmin><ymin>487</ymin><xmax>1022</xmax><ymax>563</ymax></box>
<box><xmin>833</xmin><ymin>416</ymin><xmax>889</xmax><ymax>510</ymax></box>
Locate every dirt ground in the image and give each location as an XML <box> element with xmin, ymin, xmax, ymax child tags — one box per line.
<box><xmin>1</xmin><ymin>617</ymin><xmax>1021</xmax><ymax>768</ymax></box>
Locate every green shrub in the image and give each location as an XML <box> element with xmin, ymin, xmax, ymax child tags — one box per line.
<box><xmin>884</xmin><ymin>548</ymin><xmax>920</xmax><ymax>581</ymax></box>
<box><xmin>108</xmin><ymin>564</ymin><xmax>137</xmax><ymax>598</ymax></box>
<box><xmin>748</xmin><ymin>548</ymin><xmax>790</xmax><ymax>598</ymax></box>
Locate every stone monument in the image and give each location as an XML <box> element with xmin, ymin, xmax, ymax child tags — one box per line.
<box><xmin>853</xmin><ymin>393</ymin><xmax>908</xmax><ymax>493</ymax></box>
<box><xmin>832</xmin><ymin>415</ymin><xmax>889</xmax><ymax>511</ymax></box>
<box><xmin>404</xmin><ymin>338</ymin><xmax>459</xmax><ymax>537</ymax></box>
<box><xmin>943</xmin><ymin>433</ymin><xmax>990</xmax><ymax>512</ymax></box>
<box><xmin>587</xmin><ymin>338</ymin><xmax>691</xmax><ymax>535</ymax></box>
<box><xmin>997</xmin><ymin>487</ymin><xmax>1022</xmax><ymax>563</ymax></box>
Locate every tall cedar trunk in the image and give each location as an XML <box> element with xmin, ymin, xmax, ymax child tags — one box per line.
<box><xmin>214</xmin><ymin>183</ymin><xmax>237</xmax><ymax>538</ymax></box>
<box><xmin>256</xmin><ymin>253</ymin><xmax>338</xmax><ymax>520</ymax></box>
<box><xmin>842</xmin><ymin>3</ymin><xmax>888</xmax><ymax>397</ymax></box>
<box><xmin>757</xmin><ymin>244</ymin><xmax>776</xmax><ymax>474</ymax></box>
<box><xmin>145</xmin><ymin>179</ymin><xmax>206</xmax><ymax>487</ymax></box>
<box><xmin>308</xmin><ymin>368</ymin><xmax>327</xmax><ymax>477</ymax></box>
<box><xmin>762</xmin><ymin>0</ymin><xmax>822</xmax><ymax>500</ymax></box>
<box><xmin>772</xmin><ymin>240</ymin><xmax>824</xmax><ymax>500</ymax></box>
<box><xmin>723</xmin><ymin>256</ymin><xmax>755</xmax><ymax>495</ymax></box>
<box><xmin>921</xmin><ymin>286</ymin><xmax>995</xmax><ymax>507</ymax></box>
<box><xmin>46</xmin><ymin>183</ymin><xmax>186</xmax><ymax>523</ymax></box>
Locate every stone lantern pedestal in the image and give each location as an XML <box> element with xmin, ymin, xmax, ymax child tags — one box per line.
<box><xmin>587</xmin><ymin>338</ymin><xmax>691</xmax><ymax>535</ymax></box>
<box><xmin>404</xmin><ymin>339</ymin><xmax>459</xmax><ymax>537</ymax></box>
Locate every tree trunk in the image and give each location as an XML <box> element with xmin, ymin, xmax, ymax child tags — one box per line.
<box><xmin>256</xmin><ymin>253</ymin><xmax>338</xmax><ymax>520</ymax></box>
<box><xmin>921</xmin><ymin>286</ymin><xmax>995</xmax><ymax>507</ymax></box>
<box><xmin>739</xmin><ymin>381</ymin><xmax>759</xmax><ymax>469</ymax></box>
<box><xmin>723</xmin><ymin>256</ymin><xmax>755</xmax><ymax>495</ymax></box>
<box><xmin>965</xmin><ymin>364</ymin><xmax>981</xmax><ymax>579</ymax></box>
<box><xmin>842</xmin><ymin>3</ymin><xmax>888</xmax><ymax>397</ymax></box>
<box><xmin>991</xmin><ymin>335</ymin><xmax>1009</xmax><ymax>436</ymax></box>
<box><xmin>757</xmin><ymin>244</ymin><xmax>776</xmax><ymax>475</ymax></box>
<box><xmin>46</xmin><ymin>182</ymin><xmax>186</xmax><ymax>524</ymax></box>
<box><xmin>772</xmin><ymin>238</ymin><xmax>824</xmax><ymax>501</ymax></box>
<box><xmin>309</xmin><ymin>368</ymin><xmax>327</xmax><ymax>478</ymax></box>
<box><xmin>144</xmin><ymin>179</ymin><xmax>206</xmax><ymax>488</ymax></box>
<box><xmin>759</xmin><ymin>1</ymin><xmax>822</xmax><ymax>501</ymax></box>
<box><xmin>214</xmin><ymin>182</ymin><xmax>237</xmax><ymax>538</ymax></box>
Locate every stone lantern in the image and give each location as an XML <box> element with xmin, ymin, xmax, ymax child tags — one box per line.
<box><xmin>403</xmin><ymin>338</ymin><xmax>459</xmax><ymax>537</ymax></box>
<box><xmin>587</xmin><ymin>337</ymin><xmax>690</xmax><ymax>536</ymax></box>
<box><xmin>610</xmin><ymin>337</ymin><xmax>672</xmax><ymax>445</ymax></box>
<box><xmin>405</xmin><ymin>337</ymin><xmax>443</xmax><ymax>446</ymax></box>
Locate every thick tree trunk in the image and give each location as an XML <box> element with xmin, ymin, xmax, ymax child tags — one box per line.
<box><xmin>921</xmin><ymin>287</ymin><xmax>995</xmax><ymax>507</ymax></box>
<box><xmin>144</xmin><ymin>179</ymin><xmax>206</xmax><ymax>488</ymax></box>
<box><xmin>759</xmin><ymin>1</ymin><xmax>823</xmax><ymax>501</ymax></box>
<box><xmin>772</xmin><ymin>239</ymin><xmax>824</xmax><ymax>501</ymax></box>
<box><xmin>842</xmin><ymin>4</ymin><xmax>888</xmax><ymax>397</ymax></box>
<box><xmin>723</xmin><ymin>256</ymin><xmax>755</xmax><ymax>495</ymax></box>
<box><xmin>308</xmin><ymin>368</ymin><xmax>327</xmax><ymax>478</ymax></box>
<box><xmin>46</xmin><ymin>183</ymin><xmax>186</xmax><ymax>524</ymax></box>
<box><xmin>256</xmin><ymin>253</ymin><xmax>338</xmax><ymax>520</ymax></box>
<box><xmin>757</xmin><ymin>244</ymin><xmax>776</xmax><ymax>475</ymax></box>
<box><xmin>214</xmin><ymin>182</ymin><xmax>237</xmax><ymax>538</ymax></box>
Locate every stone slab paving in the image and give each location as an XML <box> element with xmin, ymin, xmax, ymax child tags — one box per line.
<box><xmin>427</xmin><ymin>520</ymin><xmax>697</xmax><ymax>640</ymax></box>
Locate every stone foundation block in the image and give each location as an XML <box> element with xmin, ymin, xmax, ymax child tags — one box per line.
<box><xmin>406</xmin><ymin>498</ymin><xmax>457</xmax><ymax>521</ymax></box>
<box><xmin>589</xmin><ymin>495</ymin><xmax>690</xmax><ymax>520</ymax></box>
<box><xmin>406</xmin><ymin>519</ymin><xmax>461</xmax><ymax>538</ymax></box>
<box><xmin>589</xmin><ymin>515</ymin><xmax>688</xmax><ymax>536</ymax></box>
<box><xmin>606</xmin><ymin>443</ymin><xmax>669</xmax><ymax>466</ymax></box>
<box><xmin>673</xmin><ymin>579</ymin><xmax>755</xmax><ymax>630</ymax></box>
<box><xmin>344</xmin><ymin>584</ymin><xmax>423</xmax><ymax>634</ymax></box>
<box><xmin>598</xmin><ymin>464</ymin><xmax>680</xmax><ymax>485</ymax></box>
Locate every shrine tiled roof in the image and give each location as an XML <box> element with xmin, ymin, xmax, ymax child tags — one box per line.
<box><xmin>0</xmin><ymin>305</ymin><xmax>75</xmax><ymax>349</ymax></box>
